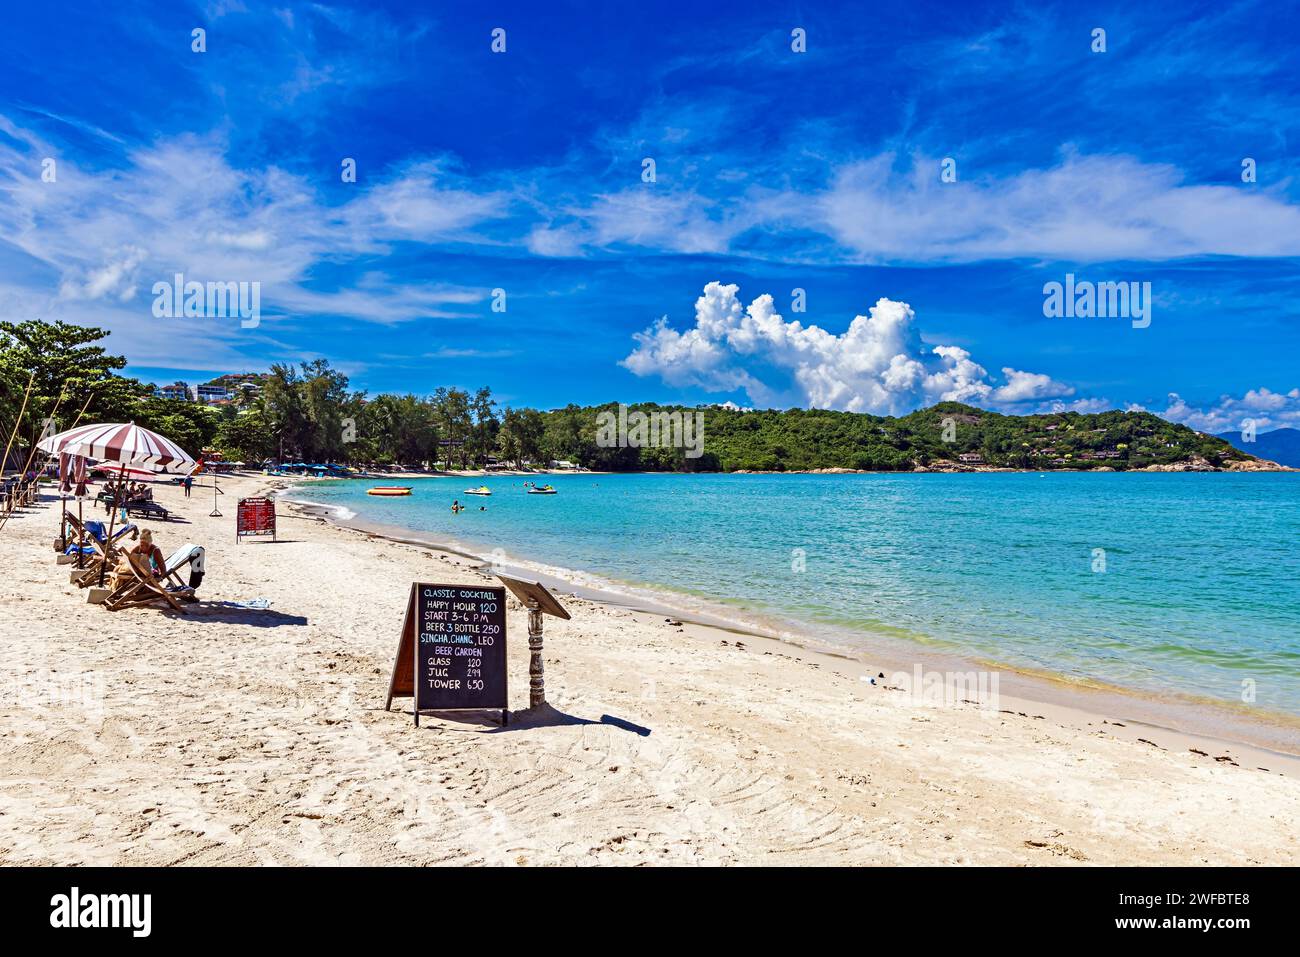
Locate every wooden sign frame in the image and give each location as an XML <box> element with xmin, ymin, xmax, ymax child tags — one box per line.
<box><xmin>496</xmin><ymin>574</ymin><xmax>571</xmax><ymax>620</ymax></box>
<box><xmin>385</xmin><ymin>583</ymin><xmax>508</xmax><ymax>726</ymax></box>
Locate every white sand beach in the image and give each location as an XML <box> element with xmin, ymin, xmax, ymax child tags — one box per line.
<box><xmin>1</xmin><ymin>474</ymin><xmax>1298</xmax><ymax>866</ymax></box>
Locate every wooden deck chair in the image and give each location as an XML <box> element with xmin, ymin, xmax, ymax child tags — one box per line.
<box><xmin>64</xmin><ymin>513</ymin><xmax>110</xmax><ymax>586</ymax></box>
<box><xmin>64</xmin><ymin>515</ymin><xmax>137</xmax><ymax>587</ymax></box>
<box><xmin>103</xmin><ymin>552</ymin><xmax>187</xmax><ymax>613</ymax></box>
<box><xmin>161</xmin><ymin>543</ymin><xmax>205</xmax><ymax>593</ymax></box>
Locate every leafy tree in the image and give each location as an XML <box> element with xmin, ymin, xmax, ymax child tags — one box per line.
<box><xmin>0</xmin><ymin>320</ymin><xmax>1260</xmax><ymax>477</ymax></box>
<box><xmin>133</xmin><ymin>397</ymin><xmax>220</xmax><ymax>456</ymax></box>
<box><xmin>496</xmin><ymin>407</ymin><xmax>523</xmax><ymax>468</ymax></box>
<box><xmin>213</xmin><ymin>408</ymin><xmax>276</xmax><ymax>464</ymax></box>
<box><xmin>0</xmin><ymin>319</ymin><xmax>150</xmax><ymax>466</ymax></box>
<box><xmin>432</xmin><ymin>387</ymin><xmax>472</xmax><ymax>469</ymax></box>
<box><xmin>469</xmin><ymin>387</ymin><xmax>499</xmax><ymax>465</ymax></box>
<box><xmin>517</xmin><ymin>409</ymin><xmax>546</xmax><ymax>466</ymax></box>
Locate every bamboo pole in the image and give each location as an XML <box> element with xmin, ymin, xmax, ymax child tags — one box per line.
<box><xmin>0</xmin><ymin>382</ymin><xmax>66</xmax><ymax>531</ymax></box>
<box><xmin>1</xmin><ymin>371</ymin><xmax>35</xmax><ymax>483</ymax></box>
<box><xmin>0</xmin><ymin>372</ymin><xmax>36</xmax><ymax>524</ymax></box>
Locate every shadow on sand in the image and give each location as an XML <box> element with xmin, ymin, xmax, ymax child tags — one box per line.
<box><xmin>387</xmin><ymin>703</ymin><xmax>651</xmax><ymax>735</ymax></box>
<box><xmin>176</xmin><ymin>600</ymin><xmax>308</xmax><ymax>627</ymax></box>
<box><xmin>494</xmin><ymin>702</ymin><xmax>651</xmax><ymax>736</ymax></box>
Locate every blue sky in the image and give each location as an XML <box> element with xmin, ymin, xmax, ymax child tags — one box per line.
<box><xmin>2</xmin><ymin>0</ymin><xmax>1299</xmax><ymax>430</ymax></box>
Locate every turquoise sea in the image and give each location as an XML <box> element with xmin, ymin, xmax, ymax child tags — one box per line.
<box><xmin>289</xmin><ymin>473</ymin><xmax>1300</xmax><ymax>717</ymax></box>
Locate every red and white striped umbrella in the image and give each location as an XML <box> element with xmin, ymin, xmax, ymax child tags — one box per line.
<box><xmin>37</xmin><ymin>422</ymin><xmax>196</xmax><ymax>472</ymax></box>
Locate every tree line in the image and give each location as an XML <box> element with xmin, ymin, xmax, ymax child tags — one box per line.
<box><xmin>2</xmin><ymin>319</ymin><xmax>1248</xmax><ymax>473</ymax></box>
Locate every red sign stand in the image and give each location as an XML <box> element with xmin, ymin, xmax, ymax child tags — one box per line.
<box><xmin>236</xmin><ymin>497</ymin><xmax>276</xmax><ymax>542</ymax></box>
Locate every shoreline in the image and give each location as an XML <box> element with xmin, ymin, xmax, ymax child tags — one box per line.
<box><xmin>274</xmin><ymin>480</ymin><xmax>1300</xmax><ymax>771</ymax></box>
<box><xmin>4</xmin><ymin>471</ymin><xmax>1299</xmax><ymax>865</ymax></box>
<box><xmin>262</xmin><ymin>462</ymin><xmax>1296</xmax><ymax>478</ymax></box>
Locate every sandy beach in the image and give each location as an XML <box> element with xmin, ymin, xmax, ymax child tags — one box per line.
<box><xmin>1</xmin><ymin>473</ymin><xmax>1298</xmax><ymax>866</ymax></box>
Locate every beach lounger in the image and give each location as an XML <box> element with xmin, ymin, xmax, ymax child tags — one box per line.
<box><xmin>122</xmin><ymin>500</ymin><xmax>170</xmax><ymax>521</ymax></box>
<box><xmin>64</xmin><ymin>515</ymin><xmax>137</xmax><ymax>585</ymax></box>
<box><xmin>64</xmin><ymin>517</ymin><xmax>137</xmax><ymax>548</ymax></box>
<box><xmin>161</xmin><ymin>542</ymin><xmax>205</xmax><ymax>593</ymax></box>
<box><xmin>65</xmin><ymin>518</ymin><xmax>136</xmax><ymax>546</ymax></box>
<box><xmin>103</xmin><ymin>552</ymin><xmax>187</xmax><ymax>613</ymax></box>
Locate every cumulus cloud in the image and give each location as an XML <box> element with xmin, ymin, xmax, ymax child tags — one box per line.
<box><xmin>621</xmin><ymin>282</ymin><xmax>1073</xmax><ymax>414</ymax></box>
<box><xmin>992</xmin><ymin>367</ymin><xmax>1076</xmax><ymax>403</ymax></box>
<box><xmin>1159</xmin><ymin>388</ymin><xmax>1300</xmax><ymax>433</ymax></box>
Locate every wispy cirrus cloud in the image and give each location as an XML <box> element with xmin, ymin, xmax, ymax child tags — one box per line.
<box><xmin>0</xmin><ymin>124</ymin><xmax>507</xmax><ymax>368</ymax></box>
<box><xmin>524</xmin><ymin>148</ymin><xmax>1300</xmax><ymax>264</ymax></box>
<box><xmin>816</xmin><ymin>152</ymin><xmax>1300</xmax><ymax>264</ymax></box>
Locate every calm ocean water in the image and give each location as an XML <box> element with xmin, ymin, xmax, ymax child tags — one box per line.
<box><xmin>290</xmin><ymin>473</ymin><xmax>1300</xmax><ymax>716</ymax></box>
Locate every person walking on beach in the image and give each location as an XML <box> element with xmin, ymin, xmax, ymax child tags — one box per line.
<box><xmin>183</xmin><ymin>473</ymin><xmax>193</xmax><ymax>498</ymax></box>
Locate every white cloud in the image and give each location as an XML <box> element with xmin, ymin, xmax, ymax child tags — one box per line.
<box><xmin>993</xmin><ymin>367</ymin><xmax>1076</xmax><ymax>403</ymax></box>
<box><xmin>0</xmin><ymin>125</ymin><xmax>505</xmax><ymax>369</ymax></box>
<box><xmin>622</xmin><ymin>282</ymin><xmax>1073</xmax><ymax>414</ymax></box>
<box><xmin>1159</xmin><ymin>388</ymin><xmax>1300</xmax><ymax>433</ymax></box>
<box><xmin>340</xmin><ymin>160</ymin><xmax>506</xmax><ymax>242</ymax></box>
<box><xmin>57</xmin><ymin>246</ymin><xmax>146</xmax><ymax>302</ymax></box>
<box><xmin>524</xmin><ymin>149</ymin><xmax>1300</xmax><ymax>264</ymax></box>
<box><xmin>530</xmin><ymin>189</ymin><xmax>747</xmax><ymax>257</ymax></box>
<box><xmin>818</xmin><ymin>152</ymin><xmax>1300</xmax><ymax>263</ymax></box>
<box><xmin>1046</xmin><ymin>397</ymin><xmax>1113</xmax><ymax>414</ymax></box>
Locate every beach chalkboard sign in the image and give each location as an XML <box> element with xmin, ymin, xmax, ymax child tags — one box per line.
<box><xmin>385</xmin><ymin>583</ymin><xmax>508</xmax><ymax>726</ymax></box>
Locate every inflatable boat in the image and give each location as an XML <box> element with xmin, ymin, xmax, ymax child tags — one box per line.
<box><xmin>367</xmin><ymin>486</ymin><xmax>413</xmax><ymax>497</ymax></box>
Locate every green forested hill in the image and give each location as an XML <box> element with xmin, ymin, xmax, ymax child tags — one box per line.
<box><xmin>540</xmin><ymin>401</ymin><xmax>1255</xmax><ymax>473</ymax></box>
<box><xmin>0</xmin><ymin>320</ymin><xmax>1258</xmax><ymax>473</ymax></box>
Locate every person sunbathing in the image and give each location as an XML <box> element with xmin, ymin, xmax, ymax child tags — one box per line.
<box><xmin>112</xmin><ymin>528</ymin><xmax>166</xmax><ymax>588</ymax></box>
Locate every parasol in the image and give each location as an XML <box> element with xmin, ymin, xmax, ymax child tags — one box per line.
<box><xmin>38</xmin><ymin>423</ymin><xmax>196</xmax><ymax>585</ymax></box>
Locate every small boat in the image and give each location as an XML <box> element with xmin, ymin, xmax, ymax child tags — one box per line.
<box><xmin>463</xmin><ymin>486</ymin><xmax>492</xmax><ymax>496</ymax></box>
<box><xmin>367</xmin><ymin>486</ymin><xmax>412</xmax><ymax>497</ymax></box>
<box><xmin>527</xmin><ymin>484</ymin><xmax>557</xmax><ymax>495</ymax></box>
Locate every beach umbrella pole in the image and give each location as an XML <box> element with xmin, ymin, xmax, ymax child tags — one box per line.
<box><xmin>98</xmin><ymin>462</ymin><xmax>127</xmax><ymax>587</ymax></box>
